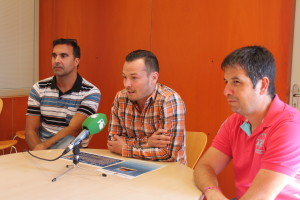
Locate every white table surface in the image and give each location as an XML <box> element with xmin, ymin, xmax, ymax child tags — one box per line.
<box><xmin>0</xmin><ymin>149</ymin><xmax>202</xmax><ymax>200</ymax></box>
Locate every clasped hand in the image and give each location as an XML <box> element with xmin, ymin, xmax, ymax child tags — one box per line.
<box><xmin>147</xmin><ymin>129</ymin><xmax>171</xmax><ymax>148</ymax></box>
<box><xmin>107</xmin><ymin>135</ymin><xmax>126</xmax><ymax>155</ymax></box>
<box><xmin>107</xmin><ymin>129</ymin><xmax>171</xmax><ymax>155</ymax></box>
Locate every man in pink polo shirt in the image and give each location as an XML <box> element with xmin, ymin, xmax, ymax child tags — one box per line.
<box><xmin>194</xmin><ymin>46</ymin><xmax>300</xmax><ymax>200</ymax></box>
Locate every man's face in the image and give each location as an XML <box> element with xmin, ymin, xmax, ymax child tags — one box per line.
<box><xmin>122</xmin><ymin>58</ymin><xmax>158</xmax><ymax>106</ymax></box>
<box><xmin>51</xmin><ymin>44</ymin><xmax>79</xmax><ymax>77</ymax></box>
<box><xmin>223</xmin><ymin>65</ymin><xmax>262</xmax><ymax>116</ymax></box>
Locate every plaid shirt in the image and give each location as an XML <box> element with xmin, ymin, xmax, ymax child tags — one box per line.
<box><xmin>109</xmin><ymin>83</ymin><xmax>186</xmax><ymax>164</ymax></box>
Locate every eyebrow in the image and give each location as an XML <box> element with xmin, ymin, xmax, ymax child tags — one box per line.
<box><xmin>224</xmin><ymin>76</ymin><xmax>243</xmax><ymax>83</ymax></box>
<box><xmin>224</xmin><ymin>76</ymin><xmax>241</xmax><ymax>80</ymax></box>
<box><xmin>122</xmin><ymin>72</ymin><xmax>139</xmax><ymax>76</ymax></box>
<box><xmin>51</xmin><ymin>52</ymin><xmax>69</xmax><ymax>56</ymax></box>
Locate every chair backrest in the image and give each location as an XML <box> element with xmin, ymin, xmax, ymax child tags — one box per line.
<box><xmin>0</xmin><ymin>98</ymin><xmax>3</xmax><ymax>114</ymax></box>
<box><xmin>186</xmin><ymin>131</ymin><xmax>208</xmax><ymax>168</ymax></box>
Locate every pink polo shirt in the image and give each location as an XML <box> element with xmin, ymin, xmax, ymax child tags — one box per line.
<box><xmin>212</xmin><ymin>95</ymin><xmax>300</xmax><ymax>199</ymax></box>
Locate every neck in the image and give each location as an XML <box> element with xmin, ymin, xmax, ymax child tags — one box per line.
<box><xmin>246</xmin><ymin>97</ymin><xmax>272</xmax><ymax>131</ymax></box>
<box><xmin>136</xmin><ymin>84</ymin><xmax>157</xmax><ymax>112</ymax></box>
<box><xmin>136</xmin><ymin>98</ymin><xmax>147</xmax><ymax>112</ymax></box>
<box><xmin>56</xmin><ymin>73</ymin><xmax>77</xmax><ymax>93</ymax></box>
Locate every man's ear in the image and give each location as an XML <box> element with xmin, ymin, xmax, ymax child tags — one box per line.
<box><xmin>259</xmin><ymin>77</ymin><xmax>270</xmax><ymax>95</ymax></box>
<box><xmin>152</xmin><ymin>72</ymin><xmax>159</xmax><ymax>83</ymax></box>
<box><xmin>75</xmin><ymin>58</ymin><xmax>80</xmax><ymax>68</ymax></box>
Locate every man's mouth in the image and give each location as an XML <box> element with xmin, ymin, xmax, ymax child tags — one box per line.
<box><xmin>226</xmin><ymin>96</ymin><xmax>237</xmax><ymax>103</ymax></box>
<box><xmin>53</xmin><ymin>63</ymin><xmax>63</xmax><ymax>69</ymax></box>
<box><xmin>227</xmin><ymin>98</ymin><xmax>238</xmax><ymax>104</ymax></box>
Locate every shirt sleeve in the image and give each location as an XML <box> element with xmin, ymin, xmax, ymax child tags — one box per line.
<box><xmin>108</xmin><ymin>97</ymin><xmax>149</xmax><ymax>148</ymax></box>
<box><xmin>261</xmin><ymin>121</ymin><xmax>300</xmax><ymax>177</ymax></box>
<box><xmin>26</xmin><ymin>83</ymin><xmax>41</xmax><ymax>116</ymax></box>
<box><xmin>119</xmin><ymin>94</ymin><xmax>186</xmax><ymax>163</ymax></box>
<box><xmin>212</xmin><ymin>116</ymin><xmax>234</xmax><ymax>158</ymax></box>
<box><xmin>77</xmin><ymin>87</ymin><xmax>101</xmax><ymax>116</ymax></box>
<box><xmin>108</xmin><ymin>95</ymin><xmax>123</xmax><ymax>139</ymax></box>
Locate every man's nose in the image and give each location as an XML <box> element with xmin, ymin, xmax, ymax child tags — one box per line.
<box><xmin>54</xmin><ymin>56</ymin><xmax>62</xmax><ymax>63</ymax></box>
<box><xmin>124</xmin><ymin>79</ymin><xmax>131</xmax><ymax>88</ymax></box>
<box><xmin>224</xmin><ymin>84</ymin><xmax>233</xmax><ymax>96</ymax></box>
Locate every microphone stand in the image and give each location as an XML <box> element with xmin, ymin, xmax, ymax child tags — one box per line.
<box><xmin>52</xmin><ymin>144</ymin><xmax>83</xmax><ymax>182</ymax></box>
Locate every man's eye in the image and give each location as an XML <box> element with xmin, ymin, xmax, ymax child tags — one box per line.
<box><xmin>233</xmin><ymin>80</ymin><xmax>240</xmax><ymax>85</ymax></box>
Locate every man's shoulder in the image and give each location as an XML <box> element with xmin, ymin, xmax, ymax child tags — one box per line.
<box><xmin>265</xmin><ymin>95</ymin><xmax>300</xmax><ymax>125</ymax></box>
<box><xmin>80</xmin><ymin>77</ymin><xmax>100</xmax><ymax>93</ymax></box>
<box><xmin>34</xmin><ymin>77</ymin><xmax>53</xmax><ymax>89</ymax></box>
<box><xmin>221</xmin><ymin>113</ymin><xmax>245</xmax><ymax>128</ymax></box>
<box><xmin>114</xmin><ymin>89</ymin><xmax>128</xmax><ymax>100</ymax></box>
<box><xmin>277</xmin><ymin>104</ymin><xmax>300</xmax><ymax>126</ymax></box>
<box><xmin>156</xmin><ymin>83</ymin><xmax>183</xmax><ymax>99</ymax></box>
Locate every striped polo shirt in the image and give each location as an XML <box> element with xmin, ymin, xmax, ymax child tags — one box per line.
<box><xmin>26</xmin><ymin>74</ymin><xmax>101</xmax><ymax>140</ymax></box>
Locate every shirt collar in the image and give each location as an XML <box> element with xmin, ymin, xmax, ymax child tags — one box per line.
<box><xmin>239</xmin><ymin>94</ymin><xmax>283</xmax><ymax>135</ymax></box>
<box><xmin>146</xmin><ymin>84</ymin><xmax>158</xmax><ymax>105</ymax></box>
<box><xmin>262</xmin><ymin>94</ymin><xmax>285</xmax><ymax>126</ymax></box>
<box><xmin>51</xmin><ymin>73</ymin><xmax>82</xmax><ymax>96</ymax></box>
<box><xmin>132</xmin><ymin>84</ymin><xmax>158</xmax><ymax>110</ymax></box>
<box><xmin>240</xmin><ymin>121</ymin><xmax>252</xmax><ymax>136</ymax></box>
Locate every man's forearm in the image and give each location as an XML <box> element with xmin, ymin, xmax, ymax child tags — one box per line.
<box><xmin>194</xmin><ymin>164</ymin><xmax>220</xmax><ymax>191</ymax></box>
<box><xmin>239</xmin><ymin>169</ymin><xmax>291</xmax><ymax>200</ymax></box>
<box><xmin>43</xmin><ymin>126</ymin><xmax>80</xmax><ymax>149</ymax></box>
<box><xmin>193</xmin><ymin>164</ymin><xmax>229</xmax><ymax>200</ymax></box>
<box><xmin>122</xmin><ymin>144</ymin><xmax>176</xmax><ymax>161</ymax></box>
<box><xmin>25</xmin><ymin>130</ymin><xmax>42</xmax><ymax>150</ymax></box>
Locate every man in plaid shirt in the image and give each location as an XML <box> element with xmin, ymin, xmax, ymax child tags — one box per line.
<box><xmin>107</xmin><ymin>50</ymin><xmax>186</xmax><ymax>164</ymax></box>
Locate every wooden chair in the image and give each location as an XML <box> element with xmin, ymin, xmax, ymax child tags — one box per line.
<box><xmin>13</xmin><ymin>130</ymin><xmax>26</xmax><ymax>140</ymax></box>
<box><xmin>0</xmin><ymin>98</ymin><xmax>18</xmax><ymax>155</ymax></box>
<box><xmin>0</xmin><ymin>140</ymin><xmax>18</xmax><ymax>154</ymax></box>
<box><xmin>11</xmin><ymin>130</ymin><xmax>26</xmax><ymax>153</ymax></box>
<box><xmin>186</xmin><ymin>131</ymin><xmax>208</xmax><ymax>168</ymax></box>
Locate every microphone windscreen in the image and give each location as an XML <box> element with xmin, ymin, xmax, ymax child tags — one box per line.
<box><xmin>82</xmin><ymin>113</ymin><xmax>108</xmax><ymax>134</ymax></box>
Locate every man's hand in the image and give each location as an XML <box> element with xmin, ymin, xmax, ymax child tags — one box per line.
<box><xmin>81</xmin><ymin>135</ymin><xmax>93</xmax><ymax>148</ymax></box>
<box><xmin>204</xmin><ymin>189</ymin><xmax>229</xmax><ymax>200</ymax></box>
<box><xmin>33</xmin><ymin>143</ymin><xmax>47</xmax><ymax>151</ymax></box>
<box><xmin>107</xmin><ymin>135</ymin><xmax>126</xmax><ymax>155</ymax></box>
<box><xmin>147</xmin><ymin>129</ymin><xmax>171</xmax><ymax>148</ymax></box>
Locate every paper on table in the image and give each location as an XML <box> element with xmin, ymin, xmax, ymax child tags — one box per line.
<box><xmin>98</xmin><ymin>159</ymin><xmax>165</xmax><ymax>179</ymax></box>
<box><xmin>61</xmin><ymin>152</ymin><xmax>123</xmax><ymax>167</ymax></box>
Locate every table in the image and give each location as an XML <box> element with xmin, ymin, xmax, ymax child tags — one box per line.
<box><xmin>0</xmin><ymin>149</ymin><xmax>202</xmax><ymax>200</ymax></box>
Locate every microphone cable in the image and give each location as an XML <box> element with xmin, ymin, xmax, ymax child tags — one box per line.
<box><xmin>25</xmin><ymin>149</ymin><xmax>64</xmax><ymax>161</ymax></box>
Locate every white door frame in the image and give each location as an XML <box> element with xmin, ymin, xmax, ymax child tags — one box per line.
<box><xmin>290</xmin><ymin>0</ymin><xmax>300</xmax><ymax>110</ymax></box>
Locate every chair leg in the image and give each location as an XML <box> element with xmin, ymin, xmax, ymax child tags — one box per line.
<box><xmin>10</xmin><ymin>146</ymin><xmax>17</xmax><ymax>154</ymax></box>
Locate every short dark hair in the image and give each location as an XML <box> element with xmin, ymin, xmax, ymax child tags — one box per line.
<box><xmin>125</xmin><ymin>50</ymin><xmax>159</xmax><ymax>73</ymax></box>
<box><xmin>221</xmin><ymin>46</ymin><xmax>276</xmax><ymax>99</ymax></box>
<box><xmin>52</xmin><ymin>38</ymin><xmax>80</xmax><ymax>58</ymax></box>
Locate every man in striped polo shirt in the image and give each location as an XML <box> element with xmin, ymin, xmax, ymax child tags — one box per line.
<box><xmin>107</xmin><ymin>50</ymin><xmax>186</xmax><ymax>164</ymax></box>
<box><xmin>25</xmin><ymin>38</ymin><xmax>100</xmax><ymax>150</ymax></box>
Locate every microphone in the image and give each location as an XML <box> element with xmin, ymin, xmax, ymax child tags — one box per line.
<box><xmin>62</xmin><ymin>113</ymin><xmax>107</xmax><ymax>155</ymax></box>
